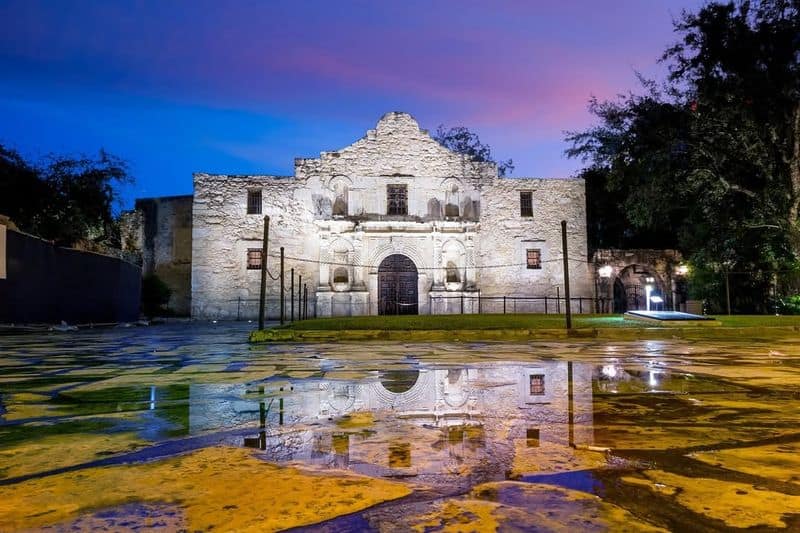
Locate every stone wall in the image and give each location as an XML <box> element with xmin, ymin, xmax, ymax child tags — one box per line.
<box><xmin>134</xmin><ymin>195</ymin><xmax>193</xmax><ymax>315</ymax></box>
<box><xmin>478</xmin><ymin>178</ymin><xmax>592</xmax><ymax>309</ymax></box>
<box><xmin>191</xmin><ymin>175</ymin><xmax>318</xmax><ymax>319</ymax></box>
<box><xmin>189</xmin><ymin>112</ymin><xmax>591</xmax><ymax>319</ymax></box>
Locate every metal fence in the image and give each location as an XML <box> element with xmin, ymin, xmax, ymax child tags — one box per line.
<box><xmin>429</xmin><ymin>294</ymin><xmax>609</xmax><ymax>315</ymax></box>
<box><xmin>230</xmin><ymin>297</ymin><xmax>315</xmax><ymax>321</ymax></box>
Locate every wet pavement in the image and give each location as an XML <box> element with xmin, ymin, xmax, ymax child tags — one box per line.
<box><xmin>1</xmin><ymin>323</ymin><xmax>800</xmax><ymax>531</ymax></box>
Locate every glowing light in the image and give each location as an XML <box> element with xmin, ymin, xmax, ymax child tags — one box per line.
<box><xmin>601</xmin><ymin>364</ymin><xmax>618</xmax><ymax>378</ymax></box>
<box><xmin>676</xmin><ymin>264</ymin><xmax>689</xmax><ymax>276</ymax></box>
<box><xmin>599</xmin><ymin>265</ymin><xmax>613</xmax><ymax>278</ymax></box>
<box><xmin>649</xmin><ymin>371</ymin><xmax>658</xmax><ymax>388</ymax></box>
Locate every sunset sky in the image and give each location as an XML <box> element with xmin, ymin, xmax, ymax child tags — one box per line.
<box><xmin>0</xmin><ymin>0</ymin><xmax>703</xmax><ymax>205</ymax></box>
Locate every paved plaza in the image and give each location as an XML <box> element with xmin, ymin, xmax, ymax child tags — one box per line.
<box><xmin>1</xmin><ymin>324</ymin><xmax>800</xmax><ymax>531</ymax></box>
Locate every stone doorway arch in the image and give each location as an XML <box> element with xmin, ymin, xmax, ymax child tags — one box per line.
<box><xmin>593</xmin><ymin>249</ymin><xmax>684</xmax><ymax>312</ymax></box>
<box><xmin>378</xmin><ymin>254</ymin><xmax>419</xmax><ymax>315</ymax></box>
<box><xmin>613</xmin><ymin>264</ymin><xmax>667</xmax><ymax>312</ymax></box>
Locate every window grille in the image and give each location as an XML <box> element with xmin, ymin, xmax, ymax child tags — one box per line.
<box><xmin>246</xmin><ymin>249</ymin><xmax>262</xmax><ymax>270</ymax></box>
<box><xmin>520</xmin><ymin>191</ymin><xmax>533</xmax><ymax>217</ymax></box>
<box><xmin>247</xmin><ymin>190</ymin><xmax>262</xmax><ymax>214</ymax></box>
<box><xmin>526</xmin><ymin>249</ymin><xmax>542</xmax><ymax>269</ymax></box>
<box><xmin>529</xmin><ymin>374</ymin><xmax>545</xmax><ymax>395</ymax></box>
<box><xmin>387</xmin><ymin>185</ymin><xmax>408</xmax><ymax>215</ymax></box>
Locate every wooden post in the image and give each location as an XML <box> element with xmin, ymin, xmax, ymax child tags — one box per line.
<box><xmin>725</xmin><ymin>269</ymin><xmax>732</xmax><ymax>315</ymax></box>
<box><xmin>258</xmin><ymin>215</ymin><xmax>270</xmax><ymax>330</ymax></box>
<box><xmin>280</xmin><ymin>247</ymin><xmax>285</xmax><ymax>325</ymax></box>
<box><xmin>303</xmin><ymin>284</ymin><xmax>308</xmax><ymax>319</ymax></box>
<box><xmin>561</xmin><ymin>220</ymin><xmax>572</xmax><ymax>330</ymax></box>
<box><xmin>290</xmin><ymin>268</ymin><xmax>294</xmax><ymax>321</ymax></box>
<box><xmin>298</xmin><ymin>275</ymin><xmax>302</xmax><ymax>320</ymax></box>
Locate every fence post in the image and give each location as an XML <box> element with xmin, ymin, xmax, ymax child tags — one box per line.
<box><xmin>579</xmin><ymin>298</ymin><xmax>583</xmax><ymax>314</ymax></box>
<box><xmin>460</xmin><ymin>294</ymin><xmax>464</xmax><ymax>314</ymax></box>
<box><xmin>503</xmin><ymin>295</ymin><xmax>506</xmax><ymax>314</ymax></box>
<box><xmin>237</xmin><ymin>297</ymin><xmax>241</xmax><ymax>321</ymax></box>
<box><xmin>478</xmin><ymin>292</ymin><xmax>482</xmax><ymax>314</ymax></box>
<box><xmin>544</xmin><ymin>296</ymin><xmax>548</xmax><ymax>314</ymax></box>
<box><xmin>298</xmin><ymin>275</ymin><xmax>302</xmax><ymax>320</ymax></box>
<box><xmin>556</xmin><ymin>287</ymin><xmax>561</xmax><ymax>314</ymax></box>
<box><xmin>290</xmin><ymin>268</ymin><xmax>294</xmax><ymax>322</ymax></box>
<box><xmin>561</xmin><ymin>220</ymin><xmax>572</xmax><ymax>329</ymax></box>
<box><xmin>724</xmin><ymin>269</ymin><xmax>732</xmax><ymax>315</ymax></box>
<box><xmin>280</xmin><ymin>247</ymin><xmax>285</xmax><ymax>325</ymax></box>
<box><xmin>303</xmin><ymin>284</ymin><xmax>308</xmax><ymax>320</ymax></box>
<box><xmin>258</xmin><ymin>215</ymin><xmax>270</xmax><ymax>330</ymax></box>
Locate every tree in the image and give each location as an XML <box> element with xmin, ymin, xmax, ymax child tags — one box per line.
<box><xmin>433</xmin><ymin>125</ymin><xmax>515</xmax><ymax>176</ymax></box>
<box><xmin>0</xmin><ymin>145</ymin><xmax>133</xmax><ymax>246</ymax></box>
<box><xmin>566</xmin><ymin>0</ymin><xmax>800</xmax><ymax>311</ymax></box>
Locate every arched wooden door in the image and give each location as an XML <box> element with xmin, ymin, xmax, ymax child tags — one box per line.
<box><xmin>378</xmin><ymin>254</ymin><xmax>418</xmax><ymax>315</ymax></box>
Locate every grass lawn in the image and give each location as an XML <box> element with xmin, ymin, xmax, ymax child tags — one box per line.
<box><xmin>277</xmin><ymin>313</ymin><xmax>800</xmax><ymax>331</ymax></box>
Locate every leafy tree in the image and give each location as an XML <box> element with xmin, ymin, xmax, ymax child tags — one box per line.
<box><xmin>433</xmin><ymin>125</ymin><xmax>515</xmax><ymax>176</ymax></box>
<box><xmin>567</xmin><ymin>0</ymin><xmax>800</xmax><ymax>311</ymax></box>
<box><xmin>0</xmin><ymin>145</ymin><xmax>133</xmax><ymax>246</ymax></box>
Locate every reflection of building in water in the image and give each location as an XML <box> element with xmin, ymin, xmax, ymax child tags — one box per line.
<box><xmin>188</xmin><ymin>362</ymin><xmax>594</xmax><ymax>482</ymax></box>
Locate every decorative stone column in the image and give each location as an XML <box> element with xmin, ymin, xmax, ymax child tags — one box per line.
<box><xmin>431</xmin><ymin>227</ymin><xmax>444</xmax><ymax>289</ymax></box>
<box><xmin>318</xmin><ymin>233</ymin><xmax>331</xmax><ymax>290</ymax></box>
<box><xmin>465</xmin><ymin>233</ymin><xmax>476</xmax><ymax>290</ymax></box>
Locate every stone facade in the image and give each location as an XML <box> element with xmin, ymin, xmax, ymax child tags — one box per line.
<box><xmin>188</xmin><ymin>112</ymin><xmax>592</xmax><ymax>319</ymax></box>
<box><xmin>130</xmin><ymin>195</ymin><xmax>193</xmax><ymax>315</ymax></box>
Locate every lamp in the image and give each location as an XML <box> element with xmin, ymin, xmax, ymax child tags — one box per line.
<box><xmin>645</xmin><ymin>276</ymin><xmax>655</xmax><ymax>311</ymax></box>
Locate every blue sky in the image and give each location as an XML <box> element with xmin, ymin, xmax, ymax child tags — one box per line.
<box><xmin>0</xmin><ymin>0</ymin><xmax>703</xmax><ymax>206</ymax></box>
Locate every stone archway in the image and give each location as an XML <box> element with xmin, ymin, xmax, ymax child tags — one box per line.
<box><xmin>593</xmin><ymin>249</ymin><xmax>683</xmax><ymax>312</ymax></box>
<box><xmin>378</xmin><ymin>254</ymin><xmax>418</xmax><ymax>315</ymax></box>
<box><xmin>614</xmin><ymin>264</ymin><xmax>667</xmax><ymax>311</ymax></box>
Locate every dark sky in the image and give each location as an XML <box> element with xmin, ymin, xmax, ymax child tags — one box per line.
<box><xmin>0</xmin><ymin>0</ymin><xmax>703</xmax><ymax>206</ymax></box>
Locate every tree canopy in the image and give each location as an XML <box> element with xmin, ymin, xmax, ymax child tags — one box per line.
<box><xmin>433</xmin><ymin>125</ymin><xmax>515</xmax><ymax>177</ymax></box>
<box><xmin>567</xmin><ymin>0</ymin><xmax>800</xmax><ymax>311</ymax></box>
<box><xmin>0</xmin><ymin>145</ymin><xmax>133</xmax><ymax>246</ymax></box>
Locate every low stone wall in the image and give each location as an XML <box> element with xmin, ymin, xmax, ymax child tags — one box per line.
<box><xmin>0</xmin><ymin>228</ymin><xmax>141</xmax><ymax>324</ymax></box>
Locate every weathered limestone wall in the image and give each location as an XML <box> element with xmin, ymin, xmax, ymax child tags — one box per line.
<box><xmin>191</xmin><ymin>175</ymin><xmax>318</xmax><ymax>319</ymax></box>
<box><xmin>477</xmin><ymin>178</ymin><xmax>592</xmax><ymax>309</ymax></box>
<box><xmin>134</xmin><ymin>196</ymin><xmax>193</xmax><ymax>315</ymax></box>
<box><xmin>295</xmin><ymin>111</ymin><xmax>496</xmax><ymax>183</ymax></box>
<box><xmin>189</xmin><ymin>112</ymin><xmax>591</xmax><ymax>318</ymax></box>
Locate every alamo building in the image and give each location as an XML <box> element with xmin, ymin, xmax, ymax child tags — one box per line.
<box><xmin>128</xmin><ymin>111</ymin><xmax>598</xmax><ymax>319</ymax></box>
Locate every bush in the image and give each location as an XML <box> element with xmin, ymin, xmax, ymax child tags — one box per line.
<box><xmin>780</xmin><ymin>295</ymin><xmax>800</xmax><ymax>315</ymax></box>
<box><xmin>141</xmin><ymin>274</ymin><xmax>172</xmax><ymax>317</ymax></box>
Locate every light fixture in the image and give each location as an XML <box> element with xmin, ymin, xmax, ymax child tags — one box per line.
<box><xmin>599</xmin><ymin>265</ymin><xmax>613</xmax><ymax>278</ymax></box>
<box><xmin>676</xmin><ymin>264</ymin><xmax>689</xmax><ymax>276</ymax></box>
<box><xmin>645</xmin><ymin>277</ymin><xmax>655</xmax><ymax>311</ymax></box>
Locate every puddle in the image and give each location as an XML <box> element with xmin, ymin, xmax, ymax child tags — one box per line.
<box><xmin>1</xmin><ymin>323</ymin><xmax>800</xmax><ymax>531</ymax></box>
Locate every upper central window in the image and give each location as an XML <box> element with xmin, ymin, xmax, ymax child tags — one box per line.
<box><xmin>247</xmin><ymin>190</ymin><xmax>262</xmax><ymax>215</ymax></box>
<box><xmin>520</xmin><ymin>191</ymin><xmax>533</xmax><ymax>217</ymax></box>
<box><xmin>387</xmin><ymin>184</ymin><xmax>408</xmax><ymax>215</ymax></box>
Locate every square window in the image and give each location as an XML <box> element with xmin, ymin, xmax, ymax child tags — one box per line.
<box><xmin>387</xmin><ymin>184</ymin><xmax>408</xmax><ymax>216</ymax></box>
<box><xmin>529</xmin><ymin>374</ymin><xmax>545</xmax><ymax>395</ymax></box>
<box><xmin>247</xmin><ymin>249</ymin><xmax>262</xmax><ymax>270</ymax></box>
<box><xmin>526</xmin><ymin>428</ymin><xmax>540</xmax><ymax>447</ymax></box>
<box><xmin>526</xmin><ymin>249</ymin><xmax>542</xmax><ymax>270</ymax></box>
<box><xmin>520</xmin><ymin>191</ymin><xmax>533</xmax><ymax>217</ymax></box>
<box><xmin>247</xmin><ymin>190</ymin><xmax>262</xmax><ymax>214</ymax></box>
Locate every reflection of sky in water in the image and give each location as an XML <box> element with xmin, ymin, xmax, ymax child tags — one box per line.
<box><xmin>2</xmin><ymin>323</ymin><xmax>800</xmax><ymax>531</ymax></box>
